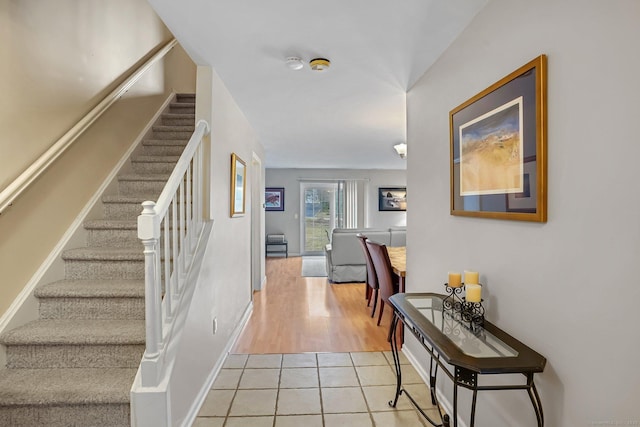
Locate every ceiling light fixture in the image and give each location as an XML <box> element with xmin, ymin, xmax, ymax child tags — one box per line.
<box><xmin>394</xmin><ymin>143</ymin><xmax>407</xmax><ymax>159</ymax></box>
<box><xmin>309</xmin><ymin>57</ymin><xmax>331</xmax><ymax>71</ymax></box>
<box><xmin>285</xmin><ymin>57</ymin><xmax>304</xmax><ymax>70</ymax></box>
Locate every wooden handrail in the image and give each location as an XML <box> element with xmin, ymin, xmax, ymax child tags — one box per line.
<box><xmin>0</xmin><ymin>38</ymin><xmax>178</xmax><ymax>216</ymax></box>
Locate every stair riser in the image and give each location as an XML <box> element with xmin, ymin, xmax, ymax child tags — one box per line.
<box><xmin>141</xmin><ymin>144</ymin><xmax>187</xmax><ymax>156</ymax></box>
<box><xmin>0</xmin><ymin>403</ymin><xmax>130</xmax><ymax>427</ymax></box>
<box><xmin>39</xmin><ymin>298</ymin><xmax>145</xmax><ymax>320</ymax></box>
<box><xmin>161</xmin><ymin>116</ymin><xmax>194</xmax><ymax>126</ymax></box>
<box><xmin>131</xmin><ymin>160</ymin><xmax>177</xmax><ymax>174</ymax></box>
<box><xmin>118</xmin><ymin>180</ymin><xmax>165</xmax><ymax>195</ymax></box>
<box><xmin>152</xmin><ymin>130</ymin><xmax>193</xmax><ymax>140</ymax></box>
<box><xmin>65</xmin><ymin>260</ymin><xmax>144</xmax><ymax>280</ymax></box>
<box><xmin>5</xmin><ymin>345</ymin><xmax>144</xmax><ymax>369</ymax></box>
<box><xmin>87</xmin><ymin>229</ymin><xmax>139</xmax><ymax>247</ymax></box>
<box><xmin>104</xmin><ymin>202</ymin><xmax>146</xmax><ymax>220</ymax></box>
<box><xmin>169</xmin><ymin>104</ymin><xmax>195</xmax><ymax>114</ymax></box>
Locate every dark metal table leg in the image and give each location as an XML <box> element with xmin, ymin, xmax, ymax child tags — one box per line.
<box><xmin>526</xmin><ymin>373</ymin><xmax>544</xmax><ymax>426</ymax></box>
<box><xmin>470</xmin><ymin>389</ymin><xmax>478</xmax><ymax>427</ymax></box>
<box><xmin>388</xmin><ymin>312</ymin><xmax>403</xmax><ymax>408</ymax></box>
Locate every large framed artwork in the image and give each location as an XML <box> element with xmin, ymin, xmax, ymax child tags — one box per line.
<box><xmin>379</xmin><ymin>187</ymin><xmax>407</xmax><ymax>211</ymax></box>
<box><xmin>230</xmin><ymin>153</ymin><xmax>246</xmax><ymax>217</ymax></box>
<box><xmin>265</xmin><ymin>187</ymin><xmax>285</xmax><ymax>211</ymax></box>
<box><xmin>450</xmin><ymin>55</ymin><xmax>547</xmax><ymax>222</ymax></box>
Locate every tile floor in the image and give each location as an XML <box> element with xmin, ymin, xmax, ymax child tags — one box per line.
<box><xmin>193</xmin><ymin>351</ymin><xmax>441</xmax><ymax>427</ymax></box>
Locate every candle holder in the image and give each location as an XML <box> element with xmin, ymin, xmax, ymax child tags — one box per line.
<box><xmin>443</xmin><ymin>283</ymin><xmax>485</xmax><ymax>330</ymax></box>
<box><xmin>443</xmin><ymin>283</ymin><xmax>464</xmax><ymax>312</ymax></box>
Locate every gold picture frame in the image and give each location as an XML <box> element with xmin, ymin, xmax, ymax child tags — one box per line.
<box><xmin>230</xmin><ymin>153</ymin><xmax>246</xmax><ymax>217</ymax></box>
<box><xmin>450</xmin><ymin>55</ymin><xmax>547</xmax><ymax>222</ymax></box>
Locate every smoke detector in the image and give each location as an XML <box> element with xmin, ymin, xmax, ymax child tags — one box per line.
<box><xmin>309</xmin><ymin>58</ymin><xmax>331</xmax><ymax>71</ymax></box>
<box><xmin>285</xmin><ymin>57</ymin><xmax>304</xmax><ymax>70</ymax></box>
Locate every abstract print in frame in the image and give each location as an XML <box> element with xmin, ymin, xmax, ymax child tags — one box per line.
<box><xmin>450</xmin><ymin>55</ymin><xmax>547</xmax><ymax>222</ymax></box>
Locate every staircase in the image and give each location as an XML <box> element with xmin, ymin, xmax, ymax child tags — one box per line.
<box><xmin>0</xmin><ymin>94</ymin><xmax>196</xmax><ymax>427</ymax></box>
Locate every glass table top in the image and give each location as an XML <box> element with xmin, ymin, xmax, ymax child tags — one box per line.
<box><xmin>407</xmin><ymin>295</ymin><xmax>518</xmax><ymax>359</ymax></box>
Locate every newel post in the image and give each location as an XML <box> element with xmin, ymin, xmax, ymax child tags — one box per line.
<box><xmin>138</xmin><ymin>201</ymin><xmax>162</xmax><ymax>386</ymax></box>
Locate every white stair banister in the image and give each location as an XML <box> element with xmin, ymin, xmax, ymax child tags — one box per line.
<box><xmin>137</xmin><ymin>118</ymin><xmax>210</xmax><ymax>388</ymax></box>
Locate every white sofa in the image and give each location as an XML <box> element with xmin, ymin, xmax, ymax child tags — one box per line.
<box><xmin>324</xmin><ymin>227</ymin><xmax>406</xmax><ymax>283</ymax></box>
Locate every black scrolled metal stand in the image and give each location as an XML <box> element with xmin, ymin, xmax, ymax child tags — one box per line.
<box><xmin>443</xmin><ymin>283</ymin><xmax>485</xmax><ymax>329</ymax></box>
<box><xmin>388</xmin><ymin>311</ymin><xmax>450</xmax><ymax>427</ymax></box>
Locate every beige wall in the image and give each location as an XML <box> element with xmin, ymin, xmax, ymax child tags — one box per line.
<box><xmin>0</xmin><ymin>0</ymin><xmax>196</xmax><ymax>317</ymax></box>
<box><xmin>407</xmin><ymin>0</ymin><xmax>640</xmax><ymax>425</ymax></box>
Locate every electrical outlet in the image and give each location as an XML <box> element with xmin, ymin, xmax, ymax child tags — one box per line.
<box><xmin>213</xmin><ymin>317</ymin><xmax>218</xmax><ymax>335</ymax></box>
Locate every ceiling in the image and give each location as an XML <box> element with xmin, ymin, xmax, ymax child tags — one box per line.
<box><xmin>148</xmin><ymin>0</ymin><xmax>486</xmax><ymax>169</ymax></box>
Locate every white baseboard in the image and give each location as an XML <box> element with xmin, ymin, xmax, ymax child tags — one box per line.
<box><xmin>180</xmin><ymin>301</ymin><xmax>254</xmax><ymax>427</ymax></box>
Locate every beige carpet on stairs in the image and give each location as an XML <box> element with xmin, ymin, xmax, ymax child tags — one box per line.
<box><xmin>0</xmin><ymin>93</ymin><xmax>195</xmax><ymax>427</ymax></box>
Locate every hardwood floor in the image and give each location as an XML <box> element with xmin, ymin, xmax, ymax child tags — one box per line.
<box><xmin>232</xmin><ymin>256</ymin><xmax>397</xmax><ymax>354</ymax></box>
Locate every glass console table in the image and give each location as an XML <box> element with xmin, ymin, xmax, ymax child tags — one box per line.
<box><xmin>388</xmin><ymin>293</ymin><xmax>546</xmax><ymax>427</ymax></box>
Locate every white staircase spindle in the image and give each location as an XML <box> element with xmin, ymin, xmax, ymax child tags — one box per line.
<box><xmin>163</xmin><ymin>215</ymin><xmax>172</xmax><ymax>321</ymax></box>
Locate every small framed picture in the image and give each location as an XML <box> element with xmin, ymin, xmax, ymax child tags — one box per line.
<box><xmin>230</xmin><ymin>153</ymin><xmax>246</xmax><ymax>217</ymax></box>
<box><xmin>265</xmin><ymin>187</ymin><xmax>285</xmax><ymax>211</ymax></box>
<box><xmin>379</xmin><ymin>187</ymin><xmax>407</xmax><ymax>211</ymax></box>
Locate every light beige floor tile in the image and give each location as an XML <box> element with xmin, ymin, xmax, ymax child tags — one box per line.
<box><xmin>383</xmin><ymin>350</ymin><xmax>410</xmax><ymax>365</ymax></box>
<box><xmin>351</xmin><ymin>351</ymin><xmax>389</xmax><ymax>366</ymax></box>
<box><xmin>276</xmin><ymin>388</ymin><xmax>321</xmax><ymax>415</ymax></box>
<box><xmin>321</xmin><ymin>387</ymin><xmax>368</xmax><ymax>414</ymax></box>
<box><xmin>401</xmin><ymin>364</ymin><xmax>426</xmax><ymax>385</ymax></box>
<box><xmin>362</xmin><ymin>385</ymin><xmax>413</xmax><ymax>412</ymax></box>
<box><xmin>224</xmin><ymin>354</ymin><xmax>248</xmax><ymax>369</ymax></box>
<box><xmin>198</xmin><ymin>389</ymin><xmax>235</xmax><ymax>417</ymax></box>
<box><xmin>238</xmin><ymin>368</ymin><xmax>280</xmax><ymax>389</ymax></box>
<box><xmin>317</xmin><ymin>352</ymin><xmax>353</xmax><ymax>367</ymax></box>
<box><xmin>356</xmin><ymin>365</ymin><xmax>397</xmax><ymax>386</ymax></box>
<box><xmin>403</xmin><ymin>384</ymin><xmax>438</xmax><ymax>411</ymax></box>
<box><xmin>371</xmin><ymin>410</ymin><xmax>429</xmax><ymax>427</ymax></box>
<box><xmin>275</xmin><ymin>414</ymin><xmax>323</xmax><ymax>427</ymax></box>
<box><xmin>280</xmin><ymin>368</ymin><xmax>319</xmax><ymax>388</ymax></box>
<box><xmin>224</xmin><ymin>416</ymin><xmax>274</xmax><ymax>427</ymax></box>
<box><xmin>229</xmin><ymin>389</ymin><xmax>277</xmax><ymax>416</ymax></box>
<box><xmin>282</xmin><ymin>353</ymin><xmax>317</xmax><ymax>368</ymax></box>
<box><xmin>192</xmin><ymin>417</ymin><xmax>225</xmax><ymax>427</ymax></box>
<box><xmin>212</xmin><ymin>369</ymin><xmax>242</xmax><ymax>389</ymax></box>
<box><xmin>246</xmin><ymin>354</ymin><xmax>283</xmax><ymax>368</ymax></box>
<box><xmin>324</xmin><ymin>413</ymin><xmax>374</xmax><ymax>427</ymax></box>
<box><xmin>319</xmin><ymin>366</ymin><xmax>359</xmax><ymax>387</ymax></box>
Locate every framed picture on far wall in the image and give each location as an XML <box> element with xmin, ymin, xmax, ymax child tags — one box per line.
<box><xmin>265</xmin><ymin>187</ymin><xmax>285</xmax><ymax>211</ymax></box>
<box><xmin>379</xmin><ymin>187</ymin><xmax>407</xmax><ymax>211</ymax></box>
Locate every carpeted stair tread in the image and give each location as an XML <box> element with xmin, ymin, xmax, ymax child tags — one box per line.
<box><xmin>142</xmin><ymin>139</ymin><xmax>189</xmax><ymax>146</ymax></box>
<box><xmin>152</xmin><ymin>125</ymin><xmax>194</xmax><ymax>132</ymax></box>
<box><xmin>84</xmin><ymin>219</ymin><xmax>137</xmax><ymax>230</ymax></box>
<box><xmin>0</xmin><ymin>319</ymin><xmax>145</xmax><ymax>345</ymax></box>
<box><xmin>102</xmin><ymin>194</ymin><xmax>158</xmax><ymax>203</ymax></box>
<box><xmin>62</xmin><ymin>247</ymin><xmax>144</xmax><ymax>261</ymax></box>
<box><xmin>34</xmin><ymin>279</ymin><xmax>144</xmax><ymax>298</ymax></box>
<box><xmin>0</xmin><ymin>368</ymin><xmax>136</xmax><ymax>406</ymax></box>
<box><xmin>131</xmin><ymin>155</ymin><xmax>180</xmax><ymax>163</ymax></box>
<box><xmin>162</xmin><ymin>113</ymin><xmax>194</xmax><ymax>119</ymax></box>
<box><xmin>117</xmin><ymin>174</ymin><xmax>170</xmax><ymax>182</ymax></box>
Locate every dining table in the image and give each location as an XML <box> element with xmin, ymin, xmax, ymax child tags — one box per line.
<box><xmin>386</xmin><ymin>246</ymin><xmax>406</xmax><ymax>292</ymax></box>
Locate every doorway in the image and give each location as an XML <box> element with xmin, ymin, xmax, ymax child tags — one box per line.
<box><xmin>300</xmin><ymin>182</ymin><xmax>343</xmax><ymax>255</ymax></box>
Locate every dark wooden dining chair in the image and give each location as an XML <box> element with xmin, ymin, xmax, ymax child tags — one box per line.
<box><xmin>365</xmin><ymin>239</ymin><xmax>400</xmax><ymax>327</ymax></box>
<box><xmin>356</xmin><ymin>234</ymin><xmax>378</xmax><ymax>318</ymax></box>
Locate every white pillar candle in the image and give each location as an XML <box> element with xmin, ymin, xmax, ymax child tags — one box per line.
<box><xmin>448</xmin><ymin>272</ymin><xmax>462</xmax><ymax>288</ymax></box>
<box><xmin>464</xmin><ymin>271</ymin><xmax>479</xmax><ymax>285</ymax></box>
<box><xmin>465</xmin><ymin>284</ymin><xmax>482</xmax><ymax>303</ymax></box>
